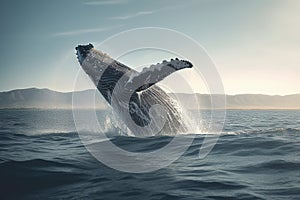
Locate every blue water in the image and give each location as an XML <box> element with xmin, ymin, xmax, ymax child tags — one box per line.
<box><xmin>0</xmin><ymin>109</ymin><xmax>299</xmax><ymax>199</ymax></box>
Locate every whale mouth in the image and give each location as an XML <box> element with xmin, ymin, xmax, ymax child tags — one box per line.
<box><xmin>75</xmin><ymin>43</ymin><xmax>94</xmax><ymax>64</ymax></box>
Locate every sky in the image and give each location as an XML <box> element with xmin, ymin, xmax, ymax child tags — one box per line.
<box><xmin>0</xmin><ymin>0</ymin><xmax>299</xmax><ymax>95</ymax></box>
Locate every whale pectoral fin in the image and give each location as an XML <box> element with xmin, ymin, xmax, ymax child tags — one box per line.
<box><xmin>126</xmin><ymin>58</ymin><xmax>193</xmax><ymax>92</ymax></box>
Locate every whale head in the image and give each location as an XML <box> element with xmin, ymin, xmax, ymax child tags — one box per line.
<box><xmin>76</xmin><ymin>43</ymin><xmax>115</xmax><ymax>86</ymax></box>
<box><xmin>75</xmin><ymin>43</ymin><xmax>94</xmax><ymax>64</ymax></box>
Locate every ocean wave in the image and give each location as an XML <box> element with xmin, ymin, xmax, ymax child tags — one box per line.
<box><xmin>222</xmin><ymin>127</ymin><xmax>300</xmax><ymax>135</ymax></box>
<box><xmin>0</xmin><ymin>159</ymin><xmax>85</xmax><ymax>199</ymax></box>
<box><xmin>231</xmin><ymin>159</ymin><xmax>300</xmax><ymax>173</ymax></box>
<box><xmin>0</xmin><ymin>127</ymin><xmax>299</xmax><ymax>141</ymax></box>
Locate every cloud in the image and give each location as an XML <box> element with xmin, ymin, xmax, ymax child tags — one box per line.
<box><xmin>53</xmin><ymin>25</ymin><xmax>122</xmax><ymax>36</ymax></box>
<box><xmin>109</xmin><ymin>10</ymin><xmax>156</xmax><ymax>20</ymax></box>
<box><xmin>108</xmin><ymin>4</ymin><xmax>187</xmax><ymax>20</ymax></box>
<box><xmin>83</xmin><ymin>0</ymin><xmax>128</xmax><ymax>5</ymax></box>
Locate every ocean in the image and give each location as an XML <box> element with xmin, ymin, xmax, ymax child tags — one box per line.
<box><xmin>0</xmin><ymin>109</ymin><xmax>299</xmax><ymax>199</ymax></box>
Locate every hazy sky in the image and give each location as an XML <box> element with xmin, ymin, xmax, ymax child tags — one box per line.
<box><xmin>0</xmin><ymin>0</ymin><xmax>299</xmax><ymax>94</ymax></box>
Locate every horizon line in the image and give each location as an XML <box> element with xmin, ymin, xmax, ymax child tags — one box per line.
<box><xmin>1</xmin><ymin>87</ymin><xmax>299</xmax><ymax>96</ymax></box>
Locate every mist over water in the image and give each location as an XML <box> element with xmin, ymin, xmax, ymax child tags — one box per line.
<box><xmin>0</xmin><ymin>109</ymin><xmax>299</xmax><ymax>199</ymax></box>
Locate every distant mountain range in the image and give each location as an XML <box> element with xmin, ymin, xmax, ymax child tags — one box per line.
<box><xmin>0</xmin><ymin>88</ymin><xmax>299</xmax><ymax>109</ymax></box>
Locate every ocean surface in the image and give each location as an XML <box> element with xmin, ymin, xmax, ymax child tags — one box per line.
<box><xmin>0</xmin><ymin>109</ymin><xmax>299</xmax><ymax>200</ymax></box>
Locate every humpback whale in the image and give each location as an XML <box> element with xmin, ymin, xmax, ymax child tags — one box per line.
<box><xmin>76</xmin><ymin>44</ymin><xmax>193</xmax><ymax>136</ymax></box>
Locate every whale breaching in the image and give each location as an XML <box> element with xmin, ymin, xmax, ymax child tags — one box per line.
<box><xmin>76</xmin><ymin>43</ymin><xmax>193</xmax><ymax>136</ymax></box>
